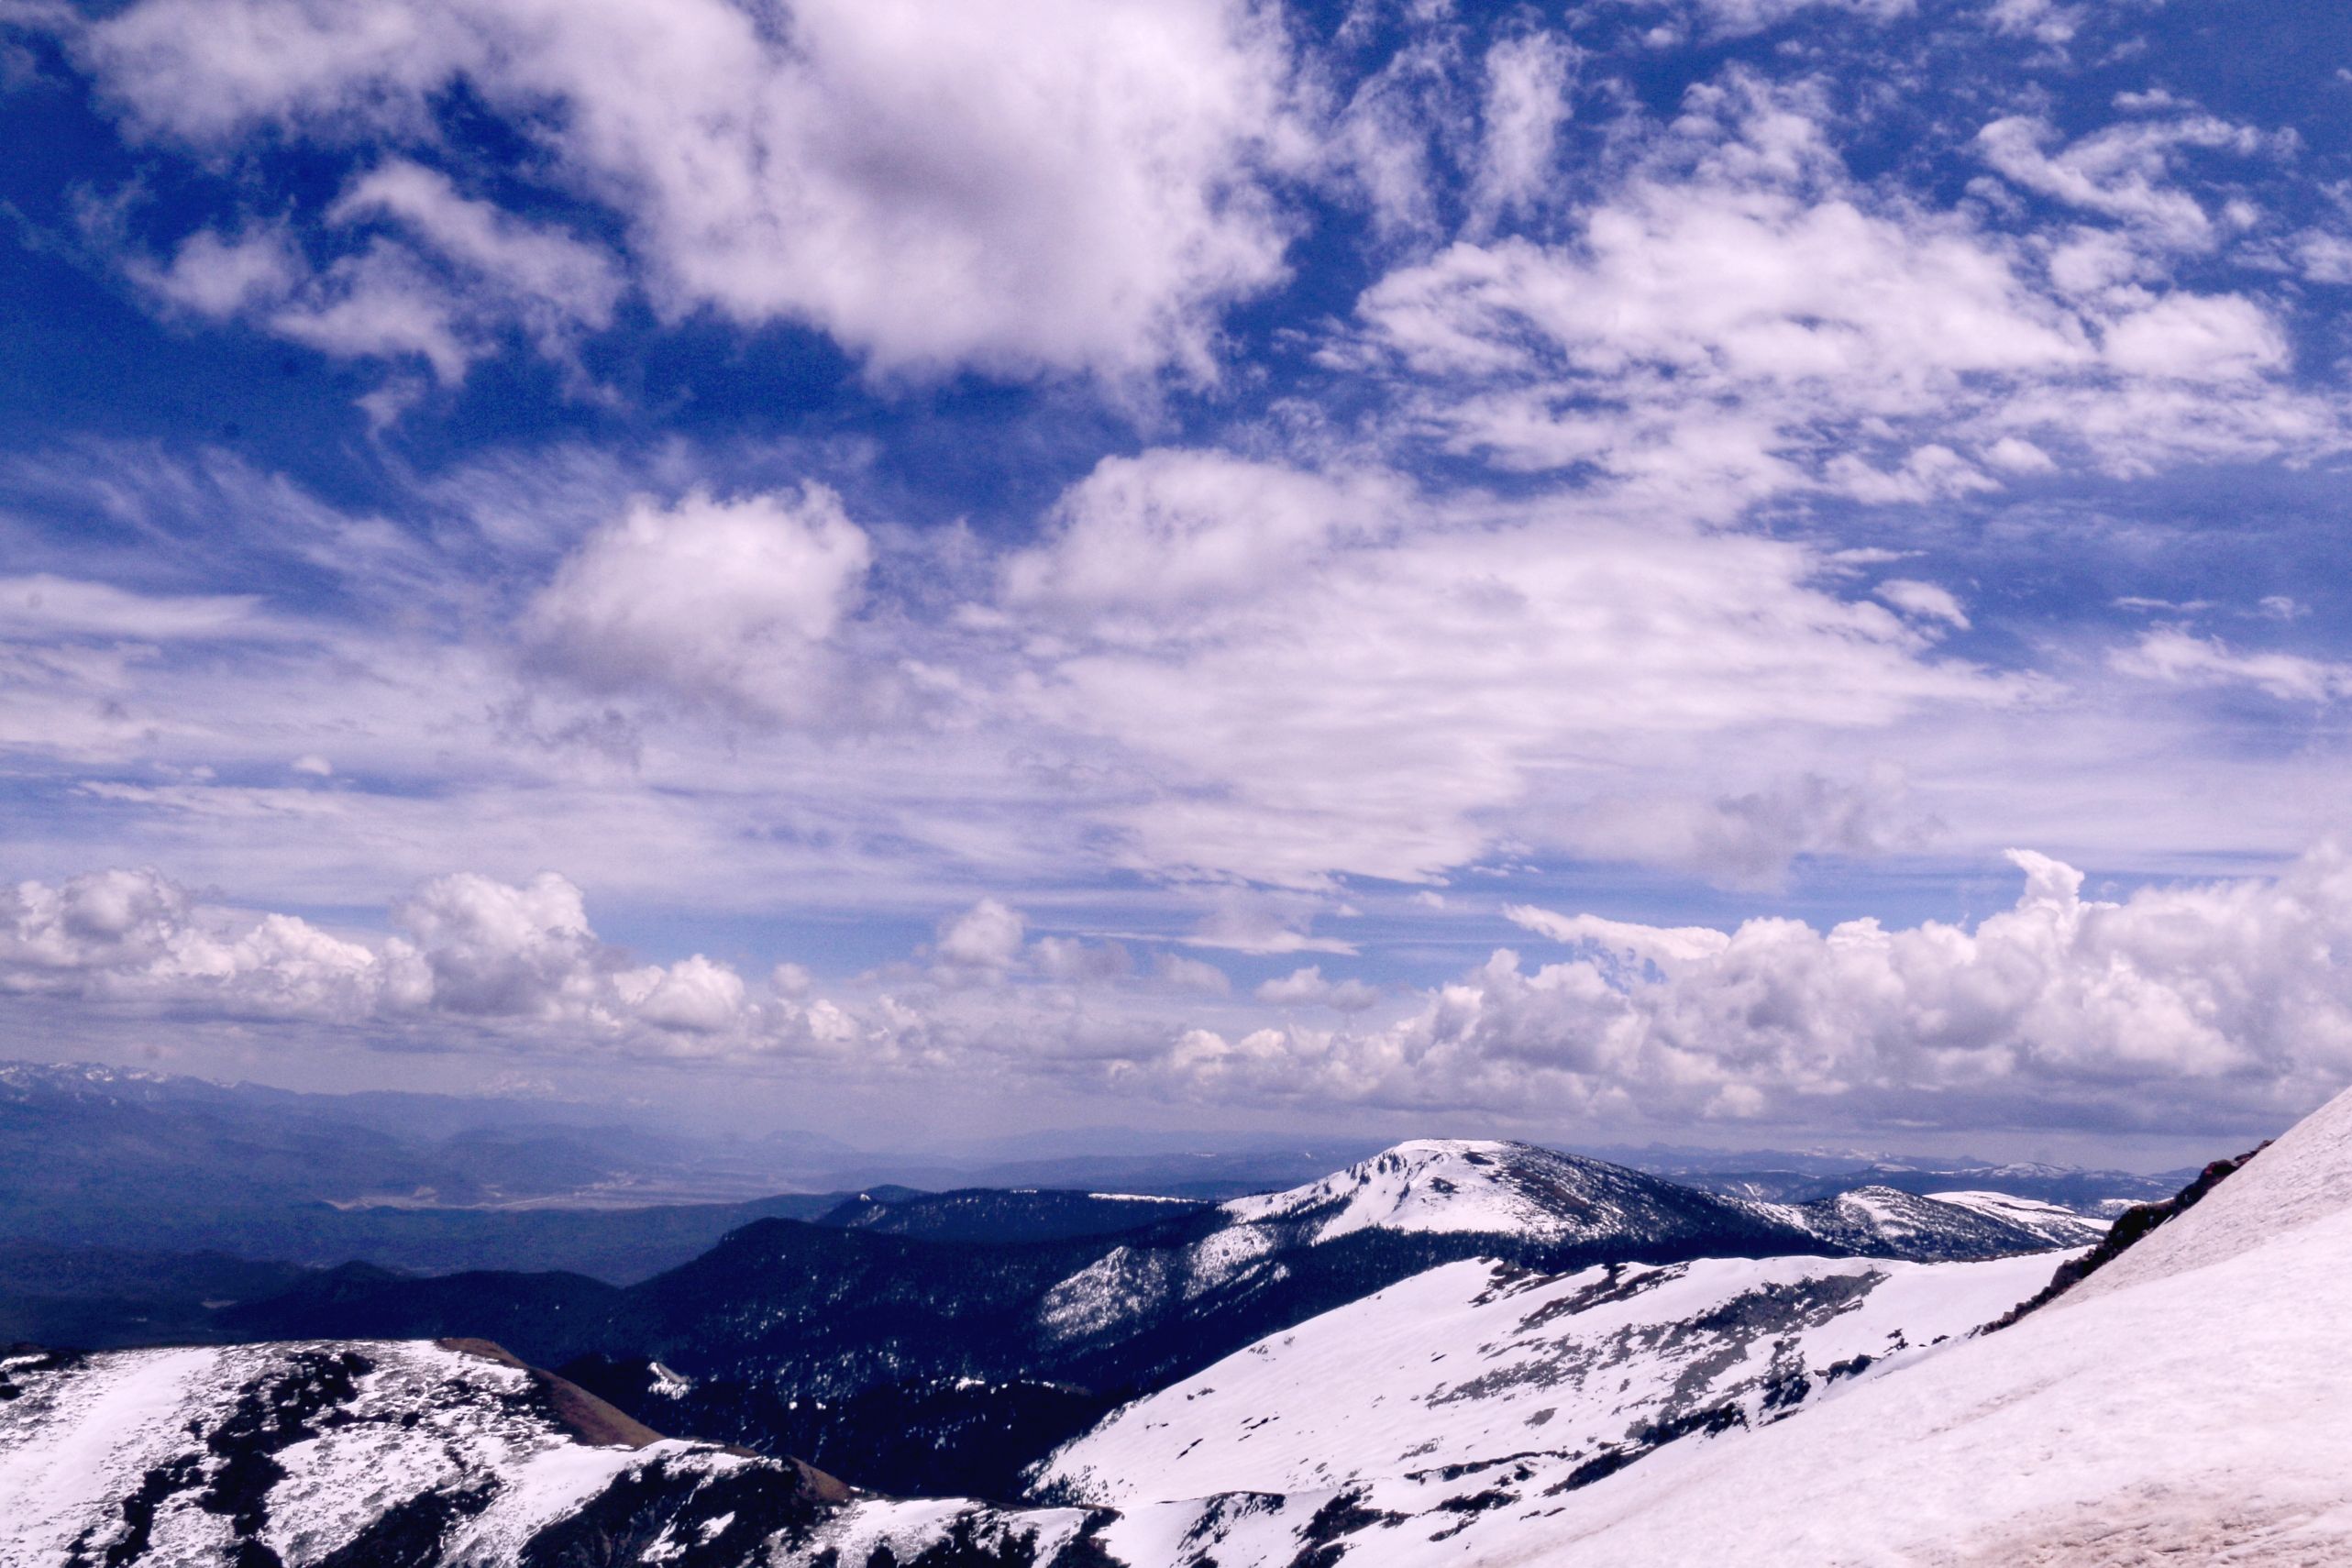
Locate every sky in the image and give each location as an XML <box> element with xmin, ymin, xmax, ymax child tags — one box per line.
<box><xmin>2</xmin><ymin>0</ymin><xmax>2351</xmax><ymax>1165</ymax></box>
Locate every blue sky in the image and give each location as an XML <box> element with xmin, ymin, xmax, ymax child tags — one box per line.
<box><xmin>2</xmin><ymin>0</ymin><xmax>2351</xmax><ymax>1162</ymax></box>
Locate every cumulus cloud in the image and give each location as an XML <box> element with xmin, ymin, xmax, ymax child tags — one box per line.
<box><xmin>525</xmin><ymin>485</ymin><xmax>872</xmax><ymax>721</ymax></box>
<box><xmin>82</xmin><ymin>0</ymin><xmax>1306</xmax><ymax>383</ymax></box>
<box><xmin>0</xmin><ymin>865</ymin><xmax>795</xmax><ymax>1052</ymax></box>
<box><xmin>935</xmin><ymin>899</ymin><xmax>1028</xmax><ymax>971</ymax></box>
<box><xmin>136</xmin><ymin>226</ymin><xmax>304</xmax><ymax>318</ymax></box>
<box><xmin>1160</xmin><ymin>845</ymin><xmax>2352</xmax><ymax>1132</ymax></box>
<box><xmin>13</xmin><ymin>845</ymin><xmax>2352</xmax><ymax>1137</ymax></box>
<box><xmin>1983</xmin><ymin>0</ymin><xmax>2081</xmax><ymax>45</ymax></box>
<box><xmin>0</xmin><ymin>867</ymin><xmax>415</xmax><ymax>1021</ymax></box>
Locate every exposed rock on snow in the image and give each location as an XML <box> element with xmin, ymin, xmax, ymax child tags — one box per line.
<box><xmin>1914</xmin><ymin>1189</ymin><xmax>2109</xmax><ymax>1247</ymax></box>
<box><xmin>0</xmin><ymin>1338</ymin><xmax>1053</xmax><ymax>1568</ymax></box>
<box><xmin>1035</xmin><ymin>1247</ymin><xmax>2065</xmax><ymax>1507</ymax></box>
<box><xmin>1075</xmin><ymin>1087</ymin><xmax>2352</xmax><ymax>1568</ymax></box>
<box><xmin>11</xmin><ymin>1109</ymin><xmax>2343</xmax><ymax>1568</ymax></box>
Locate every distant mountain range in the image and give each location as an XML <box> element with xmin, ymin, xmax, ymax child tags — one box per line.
<box><xmin>13</xmin><ymin>1090</ymin><xmax>2343</xmax><ymax>1565</ymax></box>
<box><xmin>112</xmin><ymin>1138</ymin><xmax>2098</xmax><ymax>1496</ymax></box>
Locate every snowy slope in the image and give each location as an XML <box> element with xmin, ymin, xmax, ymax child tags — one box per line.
<box><xmin>1037</xmin><ymin>1248</ymin><xmax>2064</xmax><ymax>1507</ymax></box>
<box><xmin>1078</xmin><ymin>1085</ymin><xmax>2352</xmax><ymax>1568</ymax></box>
<box><xmin>1762</xmin><ymin>1184</ymin><xmax>2100</xmax><ymax>1257</ymax></box>
<box><xmin>1920</xmin><ymin>1188</ymin><xmax>2109</xmax><ymax>1247</ymax></box>
<box><xmin>0</xmin><ymin>1338</ymin><xmax>1076</xmax><ymax>1568</ymax></box>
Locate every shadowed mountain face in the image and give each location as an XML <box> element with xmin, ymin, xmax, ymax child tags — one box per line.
<box><xmin>203</xmin><ymin>1140</ymin><xmax>2085</xmax><ymax>1496</ymax></box>
<box><xmin>816</xmin><ymin>1188</ymin><xmax>1209</xmax><ymax>1244</ymax></box>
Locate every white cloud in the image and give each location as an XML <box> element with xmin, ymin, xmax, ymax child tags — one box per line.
<box><xmin>2101</xmin><ymin>293</ymin><xmax>2288</xmax><ymax>381</ymax></box>
<box><xmin>525</xmin><ymin>485</ymin><xmax>871</xmax><ymax>721</ymax></box>
<box><xmin>1350</xmin><ymin>78</ymin><xmax>2340</xmax><ymax>494</ymax></box>
<box><xmin>1255</xmin><ymin>964</ymin><xmax>1381</xmax><ymax>1011</ymax></box>
<box><xmin>137</xmin><ymin>226</ymin><xmax>304</xmax><ymax>317</ymax></box>
<box><xmin>1629</xmin><ymin>0</ymin><xmax>1913</xmax><ymax>42</ymax></box>
<box><xmin>1319</xmin><ymin>25</ymin><xmax>1470</xmax><ymax>239</ymax></box>
<box><xmin>1983</xmin><ymin>0</ymin><xmax>2080</xmax><ymax>45</ymax></box>
<box><xmin>2297</xmin><ymin>229</ymin><xmax>2352</xmax><ymax>284</ymax></box>
<box><xmin>328</xmin><ymin>159</ymin><xmax>623</xmax><ymax>362</ymax></box>
<box><xmin>126</xmin><ymin>162</ymin><xmax>622</xmax><ymax>389</ymax></box>
<box><xmin>1976</xmin><ymin>113</ymin><xmax>2279</xmax><ymax>249</ymax></box>
<box><xmin>1503</xmin><ymin>907</ymin><xmax>1730</xmax><ymax>966</ymax></box>
<box><xmin>13</xmin><ymin>845</ymin><xmax>2352</xmax><ymax>1137</ymax></box>
<box><xmin>1183</xmin><ymin>889</ymin><xmax>1357</xmax><ymax>955</ymax></box>
<box><xmin>1874</xmin><ymin>579</ymin><xmax>1971</xmax><ymax>630</ymax></box>
<box><xmin>1161</xmin><ymin>845</ymin><xmax>2352</xmax><ymax>1131</ymax></box>
<box><xmin>0</xmin><ymin>867</ymin><xmax>414</xmax><ymax>1021</ymax></box>
<box><xmin>1468</xmin><ymin>31</ymin><xmax>1576</xmax><ymax>231</ymax></box>
<box><xmin>0</xmin><ymin>864</ymin><xmax>795</xmax><ymax>1051</ymax></box>
<box><xmin>936</xmin><ymin>898</ymin><xmax>1027</xmax><ymax>971</ymax></box>
<box><xmin>332</xmin><ymin>161</ymin><xmax>618</xmax><ymax>318</ymax></box>
<box><xmin>0</xmin><ymin>574</ymin><xmax>269</xmax><ymax>641</ymax></box>
<box><xmin>1154</xmin><ymin>951</ymin><xmax>1235</xmax><ymax>997</ymax></box>
<box><xmin>1031</xmin><ymin>936</ymin><xmax>1136</xmax><ymax>986</ymax></box>
<box><xmin>264</xmin><ymin>239</ymin><xmax>476</xmax><ymax>381</ymax></box>
<box><xmin>2112</xmin><ymin>629</ymin><xmax>2352</xmax><ymax>703</ymax></box>
<box><xmin>1982</xmin><ymin>436</ymin><xmax>2055</xmax><ymax>473</ymax></box>
<box><xmin>389</xmin><ymin>869</ymin><xmax>602</xmax><ymax>1018</ymax></box>
<box><xmin>84</xmin><ymin>0</ymin><xmax>1307</xmax><ymax>383</ymax></box>
<box><xmin>1007</xmin><ymin>449</ymin><xmax>2018</xmax><ymax>887</ymax></box>
<box><xmin>615</xmin><ymin>952</ymin><xmax>746</xmax><ymax>1036</ymax></box>
<box><xmin>1001</xmin><ymin>449</ymin><xmax>1398</xmax><ymax>620</ymax></box>
<box><xmin>1527</xmin><ymin>771</ymin><xmax>1932</xmax><ymax>889</ymax></box>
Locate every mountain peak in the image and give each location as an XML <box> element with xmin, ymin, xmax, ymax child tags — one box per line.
<box><xmin>1219</xmin><ymin>1137</ymin><xmax>1660</xmax><ymax>1243</ymax></box>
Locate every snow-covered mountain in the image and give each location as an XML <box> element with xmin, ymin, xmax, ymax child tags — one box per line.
<box><xmin>1060</xmin><ymin>1088</ymin><xmax>2349</xmax><ymax>1567</ymax></box>
<box><xmin>6</xmin><ymin>1085</ymin><xmax>2338</xmax><ymax>1565</ymax></box>
<box><xmin>1216</xmin><ymin>1139</ymin><xmax>1697</xmax><ymax>1242</ymax></box>
<box><xmin>1917</xmin><ymin>1188</ymin><xmax>2111</xmax><ymax>1247</ymax></box>
<box><xmin>1033</xmin><ymin>1247</ymin><xmax>2065</xmax><ymax>1507</ymax></box>
<box><xmin>1765</xmin><ymin>1184</ymin><xmax>2109</xmax><ymax>1256</ymax></box>
<box><xmin>0</xmin><ymin>1336</ymin><xmax>1088</xmax><ymax>1568</ymax></box>
<box><xmin>1213</xmin><ymin>1139</ymin><xmax>2101</xmax><ymax>1260</ymax></box>
<box><xmin>1031</xmin><ymin>1139</ymin><xmax>1837</xmax><ymax>1361</ymax></box>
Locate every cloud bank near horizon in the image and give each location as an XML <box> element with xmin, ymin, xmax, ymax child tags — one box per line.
<box><xmin>9</xmin><ymin>845</ymin><xmax>2350</xmax><ymax>1142</ymax></box>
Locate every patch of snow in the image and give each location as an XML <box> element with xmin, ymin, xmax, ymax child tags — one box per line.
<box><xmin>1040</xmin><ymin>1248</ymin><xmax>2062</xmax><ymax>1507</ymax></box>
<box><xmin>1221</xmin><ymin>1141</ymin><xmax>1583</xmax><ymax>1242</ymax></box>
<box><xmin>1924</xmin><ymin>1189</ymin><xmax>2108</xmax><ymax>1247</ymax></box>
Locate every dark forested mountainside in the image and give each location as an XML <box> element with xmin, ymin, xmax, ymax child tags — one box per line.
<box><xmin>194</xmin><ymin>1141</ymin><xmax>2087</xmax><ymax>1496</ymax></box>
